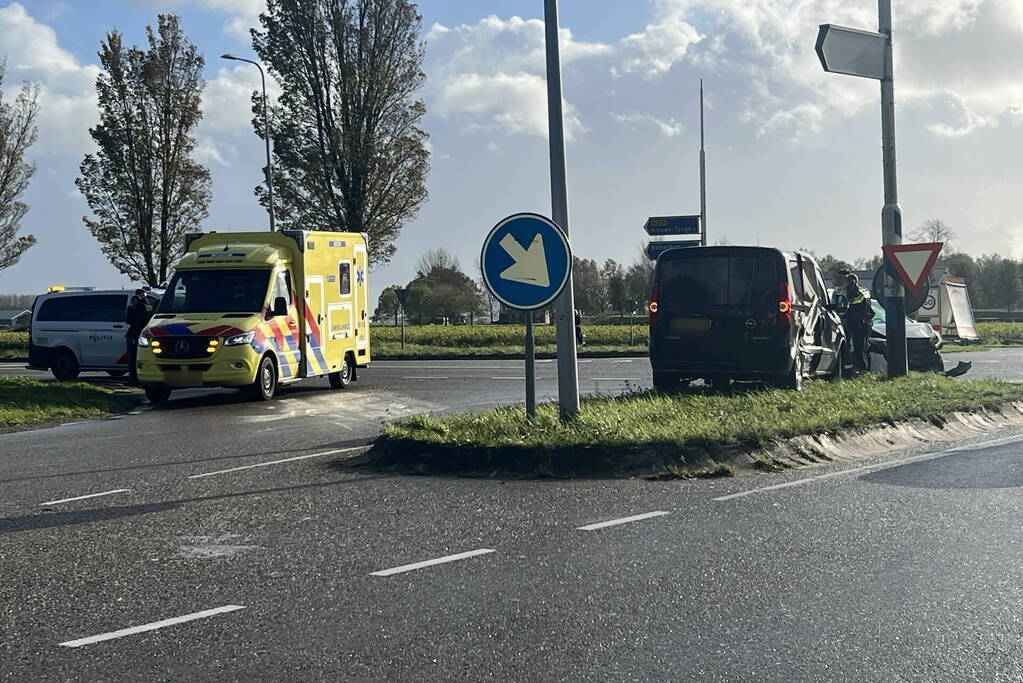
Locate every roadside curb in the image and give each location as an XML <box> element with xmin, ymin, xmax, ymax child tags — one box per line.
<box><xmin>350</xmin><ymin>401</ymin><xmax>1023</xmax><ymax>479</ymax></box>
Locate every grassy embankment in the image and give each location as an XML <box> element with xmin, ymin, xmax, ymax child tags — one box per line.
<box><xmin>363</xmin><ymin>374</ymin><xmax>1023</xmax><ymax>478</ymax></box>
<box><xmin>0</xmin><ymin>376</ymin><xmax>137</xmax><ymax>432</ymax></box>
<box><xmin>372</xmin><ymin>324</ymin><xmax>648</xmax><ymax>357</ymax></box>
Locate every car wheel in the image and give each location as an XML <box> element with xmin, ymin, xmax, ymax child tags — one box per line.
<box><xmin>652</xmin><ymin>372</ymin><xmax>678</xmax><ymax>392</ymax></box>
<box><xmin>144</xmin><ymin>386</ymin><xmax>172</xmax><ymax>404</ymax></box>
<box><xmin>248</xmin><ymin>354</ymin><xmax>278</xmax><ymax>401</ymax></box>
<box><xmin>829</xmin><ymin>344</ymin><xmax>844</xmax><ymax>381</ymax></box>
<box><xmin>779</xmin><ymin>353</ymin><xmax>803</xmax><ymax>391</ymax></box>
<box><xmin>51</xmin><ymin>349</ymin><xmax>80</xmax><ymax>382</ymax></box>
<box><xmin>329</xmin><ymin>354</ymin><xmax>353</xmax><ymax>389</ymax></box>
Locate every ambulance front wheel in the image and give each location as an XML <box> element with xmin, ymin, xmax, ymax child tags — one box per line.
<box><xmin>248</xmin><ymin>354</ymin><xmax>278</xmax><ymax>401</ymax></box>
<box><xmin>329</xmin><ymin>354</ymin><xmax>352</xmax><ymax>390</ymax></box>
<box><xmin>144</xmin><ymin>386</ymin><xmax>172</xmax><ymax>404</ymax></box>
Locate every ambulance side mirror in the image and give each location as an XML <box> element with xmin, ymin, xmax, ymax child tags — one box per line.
<box><xmin>272</xmin><ymin>296</ymin><xmax>288</xmax><ymax>317</ymax></box>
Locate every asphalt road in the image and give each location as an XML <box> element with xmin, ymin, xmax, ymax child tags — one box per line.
<box><xmin>3</xmin><ymin>350</ymin><xmax>1023</xmax><ymax>680</ymax></box>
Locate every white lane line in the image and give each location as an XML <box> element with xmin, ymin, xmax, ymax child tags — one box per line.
<box><xmin>714</xmin><ymin>432</ymin><xmax>1023</xmax><ymax>502</ymax></box>
<box><xmin>577</xmin><ymin>511</ymin><xmax>669</xmax><ymax>531</ymax></box>
<box><xmin>370</xmin><ymin>548</ymin><xmax>496</xmax><ymax>577</ymax></box>
<box><xmin>59</xmin><ymin>605</ymin><xmax>246</xmax><ymax>648</ymax></box>
<box><xmin>188</xmin><ymin>447</ymin><xmax>364</xmax><ymax>479</ymax></box>
<box><xmin>404</xmin><ymin>376</ymin><xmax>449</xmax><ymax>380</ymax></box>
<box><xmin>41</xmin><ymin>489</ymin><xmax>130</xmax><ymax>506</ymax></box>
<box><xmin>589</xmin><ymin>377</ymin><xmax>645</xmax><ymax>381</ymax></box>
<box><xmin>611</xmin><ymin>359</ymin><xmax>636</xmax><ymax>363</ymax></box>
<box><xmin>969</xmin><ymin>360</ymin><xmax>1001</xmax><ymax>364</ymax></box>
<box><xmin>491</xmin><ymin>376</ymin><xmax>531</xmax><ymax>380</ymax></box>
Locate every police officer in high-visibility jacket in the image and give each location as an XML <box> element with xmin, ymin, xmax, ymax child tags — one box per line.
<box><xmin>843</xmin><ymin>273</ymin><xmax>873</xmax><ymax>372</ymax></box>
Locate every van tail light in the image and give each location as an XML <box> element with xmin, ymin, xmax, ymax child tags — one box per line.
<box><xmin>777</xmin><ymin>282</ymin><xmax>792</xmax><ymax>329</ymax></box>
<box><xmin>648</xmin><ymin>282</ymin><xmax>659</xmax><ymax>330</ymax></box>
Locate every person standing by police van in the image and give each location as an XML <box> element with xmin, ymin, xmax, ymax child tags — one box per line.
<box><xmin>125</xmin><ymin>288</ymin><xmax>155</xmax><ymax>385</ymax></box>
<box><xmin>842</xmin><ymin>273</ymin><xmax>873</xmax><ymax>373</ymax></box>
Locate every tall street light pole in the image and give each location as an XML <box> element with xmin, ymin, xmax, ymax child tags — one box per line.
<box><xmin>221</xmin><ymin>53</ymin><xmax>276</xmax><ymax>232</ymax></box>
<box><xmin>543</xmin><ymin>0</ymin><xmax>580</xmax><ymax>420</ymax></box>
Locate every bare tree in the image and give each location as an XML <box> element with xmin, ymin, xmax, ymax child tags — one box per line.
<box><xmin>0</xmin><ymin>60</ymin><xmax>39</xmax><ymax>272</ymax></box>
<box><xmin>910</xmin><ymin>218</ymin><xmax>956</xmax><ymax>252</ymax></box>
<box><xmin>416</xmin><ymin>248</ymin><xmax>458</xmax><ymax>276</ymax></box>
<box><xmin>253</xmin><ymin>0</ymin><xmax>430</xmax><ymax>265</ymax></box>
<box><xmin>76</xmin><ymin>16</ymin><xmax>211</xmax><ymax>286</ymax></box>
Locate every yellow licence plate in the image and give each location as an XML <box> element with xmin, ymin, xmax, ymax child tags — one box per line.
<box><xmin>670</xmin><ymin>318</ymin><xmax>712</xmax><ymax>334</ymax></box>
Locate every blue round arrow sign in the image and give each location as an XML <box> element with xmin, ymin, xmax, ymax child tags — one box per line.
<box><xmin>481</xmin><ymin>213</ymin><xmax>572</xmax><ymax>311</ymax></box>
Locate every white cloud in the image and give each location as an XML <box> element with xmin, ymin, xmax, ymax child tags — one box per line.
<box><xmin>426</xmin><ymin>15</ymin><xmax>610</xmax><ymax>139</ymax></box>
<box><xmin>617</xmin><ymin>0</ymin><xmax>702</xmax><ymax>77</ymax></box>
<box><xmin>434</xmin><ymin>71</ymin><xmax>584</xmax><ymax>140</ymax></box>
<box><xmin>925</xmin><ymin>92</ymin><xmax>997</xmax><ymax>138</ymax></box>
<box><xmin>200</xmin><ymin>64</ymin><xmax>279</xmax><ymax>133</ymax></box>
<box><xmin>0</xmin><ymin>2</ymin><xmax>98</xmax><ymax>156</ymax></box>
<box><xmin>611</xmin><ymin>111</ymin><xmax>684</xmax><ymax>137</ymax></box>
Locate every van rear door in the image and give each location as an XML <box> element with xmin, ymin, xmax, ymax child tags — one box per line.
<box><xmin>655</xmin><ymin>250</ymin><xmax>781</xmax><ymax>363</ymax></box>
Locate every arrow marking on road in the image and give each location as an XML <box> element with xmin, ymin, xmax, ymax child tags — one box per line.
<box><xmin>499</xmin><ymin>232</ymin><xmax>549</xmax><ymax>287</ymax></box>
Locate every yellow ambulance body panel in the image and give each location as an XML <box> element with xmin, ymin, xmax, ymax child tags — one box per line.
<box><xmin>136</xmin><ymin>230</ymin><xmax>370</xmax><ymax>401</ymax></box>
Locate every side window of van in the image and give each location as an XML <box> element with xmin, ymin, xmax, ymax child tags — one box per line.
<box><xmin>273</xmin><ymin>271</ymin><xmax>293</xmax><ymax>305</ymax></box>
<box><xmin>339</xmin><ymin>262</ymin><xmax>351</xmax><ymax>296</ymax></box>
<box><xmin>83</xmin><ymin>294</ymin><xmax>128</xmax><ymax>322</ymax></box>
<box><xmin>37</xmin><ymin>296</ymin><xmax>85</xmax><ymax>321</ymax></box>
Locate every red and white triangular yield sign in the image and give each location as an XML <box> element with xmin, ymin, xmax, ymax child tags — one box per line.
<box><xmin>882</xmin><ymin>242</ymin><xmax>943</xmax><ymax>297</ymax></box>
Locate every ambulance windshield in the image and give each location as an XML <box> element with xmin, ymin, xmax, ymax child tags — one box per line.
<box><xmin>160</xmin><ymin>269</ymin><xmax>271</xmax><ymax>314</ymax></box>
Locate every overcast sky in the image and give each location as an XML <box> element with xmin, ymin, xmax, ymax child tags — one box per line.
<box><xmin>2</xmin><ymin>0</ymin><xmax>1023</xmax><ymax>301</ymax></box>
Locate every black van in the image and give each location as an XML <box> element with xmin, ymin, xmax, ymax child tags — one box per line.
<box><xmin>648</xmin><ymin>246</ymin><xmax>845</xmax><ymax>390</ymax></box>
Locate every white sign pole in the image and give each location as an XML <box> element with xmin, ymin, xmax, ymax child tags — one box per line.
<box><xmin>544</xmin><ymin>0</ymin><xmax>580</xmax><ymax>420</ymax></box>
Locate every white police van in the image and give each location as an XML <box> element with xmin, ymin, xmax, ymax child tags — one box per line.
<box><xmin>27</xmin><ymin>289</ymin><xmax>160</xmax><ymax>381</ymax></box>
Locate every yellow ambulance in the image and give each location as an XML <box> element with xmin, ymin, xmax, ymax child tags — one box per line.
<box><xmin>136</xmin><ymin>230</ymin><xmax>370</xmax><ymax>403</ymax></box>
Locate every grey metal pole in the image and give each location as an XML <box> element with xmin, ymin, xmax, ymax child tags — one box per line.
<box><xmin>878</xmin><ymin>0</ymin><xmax>906</xmax><ymax>377</ymax></box>
<box><xmin>525</xmin><ymin>315</ymin><xmax>536</xmax><ymax>420</ymax></box>
<box><xmin>221</xmin><ymin>54</ymin><xmax>275</xmax><ymax>232</ymax></box>
<box><xmin>543</xmin><ymin>0</ymin><xmax>580</xmax><ymax>420</ymax></box>
<box><xmin>699</xmin><ymin>78</ymin><xmax>707</xmax><ymax>246</ymax></box>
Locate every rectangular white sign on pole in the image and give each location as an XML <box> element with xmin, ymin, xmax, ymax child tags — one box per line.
<box><xmin>815</xmin><ymin>24</ymin><xmax>886</xmax><ymax>80</ymax></box>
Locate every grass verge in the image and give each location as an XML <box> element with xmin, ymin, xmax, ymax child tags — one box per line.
<box><xmin>0</xmin><ymin>376</ymin><xmax>137</xmax><ymax>432</ymax></box>
<box><xmin>358</xmin><ymin>374</ymin><xmax>1023</xmax><ymax>478</ymax></box>
<box><xmin>0</xmin><ymin>331</ymin><xmax>28</xmax><ymax>359</ymax></box>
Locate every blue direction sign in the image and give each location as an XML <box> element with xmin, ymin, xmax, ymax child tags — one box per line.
<box><xmin>482</xmin><ymin>213</ymin><xmax>572</xmax><ymax>311</ymax></box>
<box><xmin>644</xmin><ymin>215</ymin><xmax>701</xmax><ymax>236</ymax></box>
<box><xmin>646</xmin><ymin>240</ymin><xmax>700</xmax><ymax>260</ymax></box>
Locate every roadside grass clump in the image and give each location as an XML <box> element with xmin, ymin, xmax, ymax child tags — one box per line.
<box><xmin>371</xmin><ymin>374</ymin><xmax>1023</xmax><ymax>477</ymax></box>
<box><xmin>0</xmin><ymin>376</ymin><xmax>137</xmax><ymax>431</ymax></box>
<box><xmin>976</xmin><ymin>322</ymin><xmax>1023</xmax><ymax>346</ymax></box>
<box><xmin>0</xmin><ymin>331</ymin><xmax>28</xmax><ymax>359</ymax></box>
<box><xmin>372</xmin><ymin>324</ymin><xmax>648</xmax><ymax>349</ymax></box>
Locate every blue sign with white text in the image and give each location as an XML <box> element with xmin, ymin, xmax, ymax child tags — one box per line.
<box><xmin>482</xmin><ymin>213</ymin><xmax>572</xmax><ymax>311</ymax></box>
<box><xmin>646</xmin><ymin>240</ymin><xmax>701</xmax><ymax>260</ymax></box>
<box><xmin>644</xmin><ymin>215</ymin><xmax>701</xmax><ymax>236</ymax></box>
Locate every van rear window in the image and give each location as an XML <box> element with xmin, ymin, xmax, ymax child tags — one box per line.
<box><xmin>659</xmin><ymin>254</ymin><xmax>777</xmax><ymax>310</ymax></box>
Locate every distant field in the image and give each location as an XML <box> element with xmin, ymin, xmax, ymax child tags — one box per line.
<box><xmin>0</xmin><ymin>331</ymin><xmax>28</xmax><ymax>359</ymax></box>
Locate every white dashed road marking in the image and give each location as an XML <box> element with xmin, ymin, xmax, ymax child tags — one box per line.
<box><xmin>188</xmin><ymin>447</ymin><xmax>364</xmax><ymax>479</ymax></box>
<box><xmin>577</xmin><ymin>511</ymin><xmax>669</xmax><ymax>531</ymax></box>
<box><xmin>59</xmin><ymin>605</ymin><xmax>246</xmax><ymax>648</ymax></box>
<box><xmin>40</xmin><ymin>489</ymin><xmax>130</xmax><ymax>506</ymax></box>
<box><xmin>713</xmin><ymin>433</ymin><xmax>1023</xmax><ymax>502</ymax></box>
<box><xmin>371</xmin><ymin>549</ymin><xmax>496</xmax><ymax>577</ymax></box>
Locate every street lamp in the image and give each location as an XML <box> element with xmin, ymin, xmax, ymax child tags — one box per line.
<box><xmin>221</xmin><ymin>53</ymin><xmax>275</xmax><ymax>232</ymax></box>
